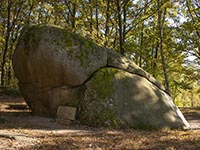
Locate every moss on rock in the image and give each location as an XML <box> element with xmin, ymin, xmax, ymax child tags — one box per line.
<box><xmin>13</xmin><ymin>24</ymin><xmax>189</xmax><ymax>129</ymax></box>
<box><xmin>78</xmin><ymin>68</ymin><xmax>189</xmax><ymax>129</ymax></box>
<box><xmin>79</xmin><ymin>68</ymin><xmax>122</xmax><ymax>127</ymax></box>
<box><xmin>13</xmin><ymin>24</ymin><xmax>107</xmax><ymax>116</ymax></box>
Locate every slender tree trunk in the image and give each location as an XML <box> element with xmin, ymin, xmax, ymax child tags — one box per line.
<box><xmin>154</xmin><ymin>17</ymin><xmax>159</xmax><ymax>75</ymax></box>
<box><xmin>7</xmin><ymin>23</ymin><xmax>20</xmax><ymax>85</ymax></box>
<box><xmin>64</xmin><ymin>0</ymin><xmax>70</xmax><ymax>25</ymax></box>
<box><xmin>27</xmin><ymin>1</ymin><xmax>34</xmax><ymax>24</ymax></box>
<box><xmin>139</xmin><ymin>24</ymin><xmax>144</xmax><ymax>67</ymax></box>
<box><xmin>113</xmin><ymin>28</ymin><xmax>118</xmax><ymax>49</ymax></box>
<box><xmin>157</xmin><ymin>0</ymin><xmax>170</xmax><ymax>95</ymax></box>
<box><xmin>104</xmin><ymin>0</ymin><xmax>110</xmax><ymax>46</ymax></box>
<box><xmin>95</xmin><ymin>1</ymin><xmax>99</xmax><ymax>37</ymax></box>
<box><xmin>1</xmin><ymin>0</ymin><xmax>11</xmax><ymax>86</ymax></box>
<box><xmin>154</xmin><ymin>42</ymin><xmax>159</xmax><ymax>73</ymax></box>
<box><xmin>64</xmin><ymin>0</ymin><xmax>76</xmax><ymax>29</ymax></box>
<box><xmin>116</xmin><ymin>0</ymin><xmax>124</xmax><ymax>55</ymax></box>
<box><xmin>71</xmin><ymin>2</ymin><xmax>76</xmax><ymax>29</ymax></box>
<box><xmin>7</xmin><ymin>52</ymin><xmax>12</xmax><ymax>85</ymax></box>
<box><xmin>89</xmin><ymin>0</ymin><xmax>93</xmax><ymax>34</ymax></box>
<box><xmin>122</xmin><ymin>1</ymin><xmax>127</xmax><ymax>46</ymax></box>
<box><xmin>139</xmin><ymin>0</ymin><xmax>148</xmax><ymax>68</ymax></box>
<box><xmin>186</xmin><ymin>0</ymin><xmax>200</xmax><ymax>39</ymax></box>
<box><xmin>1</xmin><ymin>0</ymin><xmax>23</xmax><ymax>86</ymax></box>
<box><xmin>191</xmin><ymin>91</ymin><xmax>194</xmax><ymax>107</ymax></box>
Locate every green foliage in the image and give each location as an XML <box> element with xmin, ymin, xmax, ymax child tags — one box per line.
<box><xmin>0</xmin><ymin>86</ymin><xmax>21</xmax><ymax>97</ymax></box>
<box><xmin>0</xmin><ymin>0</ymin><xmax>199</xmax><ymax>107</ymax></box>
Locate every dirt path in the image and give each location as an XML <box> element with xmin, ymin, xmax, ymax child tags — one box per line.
<box><xmin>181</xmin><ymin>108</ymin><xmax>200</xmax><ymax>130</ymax></box>
<box><xmin>0</xmin><ymin>95</ymin><xmax>199</xmax><ymax>150</ymax></box>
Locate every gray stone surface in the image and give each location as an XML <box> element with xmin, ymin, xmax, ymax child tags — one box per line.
<box><xmin>79</xmin><ymin>68</ymin><xmax>189</xmax><ymax>129</ymax></box>
<box><xmin>13</xmin><ymin>25</ymin><xmax>106</xmax><ymax>116</ymax></box>
<box><xmin>107</xmin><ymin>49</ymin><xmax>165</xmax><ymax>91</ymax></box>
<box><xmin>57</xmin><ymin>106</ymin><xmax>76</xmax><ymax>120</ymax></box>
<box><xmin>14</xmin><ymin>25</ymin><xmax>107</xmax><ymax>87</ymax></box>
<box><xmin>13</xmin><ymin>24</ymin><xmax>189</xmax><ymax>129</ymax></box>
<box><xmin>19</xmin><ymin>83</ymin><xmax>83</xmax><ymax>116</ymax></box>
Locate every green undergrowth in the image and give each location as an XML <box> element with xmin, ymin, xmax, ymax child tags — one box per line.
<box><xmin>0</xmin><ymin>86</ymin><xmax>21</xmax><ymax>97</ymax></box>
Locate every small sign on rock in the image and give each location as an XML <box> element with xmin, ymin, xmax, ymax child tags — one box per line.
<box><xmin>57</xmin><ymin>106</ymin><xmax>77</xmax><ymax>121</ymax></box>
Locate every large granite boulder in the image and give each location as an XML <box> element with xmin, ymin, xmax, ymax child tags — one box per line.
<box><xmin>13</xmin><ymin>25</ymin><xmax>189</xmax><ymax>129</ymax></box>
<box><xmin>13</xmin><ymin>25</ymin><xmax>106</xmax><ymax>116</ymax></box>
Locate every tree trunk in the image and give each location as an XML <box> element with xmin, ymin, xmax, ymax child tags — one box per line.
<box><xmin>191</xmin><ymin>91</ymin><xmax>194</xmax><ymax>107</ymax></box>
<box><xmin>116</xmin><ymin>0</ymin><xmax>124</xmax><ymax>55</ymax></box>
<box><xmin>95</xmin><ymin>1</ymin><xmax>99</xmax><ymax>37</ymax></box>
<box><xmin>1</xmin><ymin>0</ymin><xmax>11</xmax><ymax>86</ymax></box>
<box><xmin>104</xmin><ymin>0</ymin><xmax>110</xmax><ymax>46</ymax></box>
<box><xmin>157</xmin><ymin>0</ymin><xmax>170</xmax><ymax>95</ymax></box>
<box><xmin>71</xmin><ymin>2</ymin><xmax>76</xmax><ymax>29</ymax></box>
<box><xmin>139</xmin><ymin>24</ymin><xmax>144</xmax><ymax>67</ymax></box>
<box><xmin>89</xmin><ymin>0</ymin><xmax>93</xmax><ymax>34</ymax></box>
<box><xmin>186</xmin><ymin>0</ymin><xmax>200</xmax><ymax>39</ymax></box>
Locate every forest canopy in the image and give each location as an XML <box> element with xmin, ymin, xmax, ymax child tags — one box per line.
<box><xmin>0</xmin><ymin>0</ymin><xmax>199</xmax><ymax>107</ymax></box>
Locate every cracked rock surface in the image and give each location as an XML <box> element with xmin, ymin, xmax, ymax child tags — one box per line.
<box><xmin>13</xmin><ymin>25</ymin><xmax>189</xmax><ymax>129</ymax></box>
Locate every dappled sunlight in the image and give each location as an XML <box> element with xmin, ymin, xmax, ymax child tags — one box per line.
<box><xmin>0</xmin><ymin>95</ymin><xmax>200</xmax><ymax>149</ymax></box>
<box><xmin>111</xmin><ymin>71</ymin><xmax>189</xmax><ymax>129</ymax></box>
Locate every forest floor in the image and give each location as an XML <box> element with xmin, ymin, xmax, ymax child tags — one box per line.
<box><xmin>0</xmin><ymin>95</ymin><xmax>199</xmax><ymax>150</ymax></box>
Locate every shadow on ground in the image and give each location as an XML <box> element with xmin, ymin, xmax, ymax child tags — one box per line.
<box><xmin>0</xmin><ymin>95</ymin><xmax>200</xmax><ymax>150</ymax></box>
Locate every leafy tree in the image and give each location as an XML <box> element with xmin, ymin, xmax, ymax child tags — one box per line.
<box><xmin>0</xmin><ymin>0</ymin><xmax>199</xmax><ymax>107</ymax></box>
